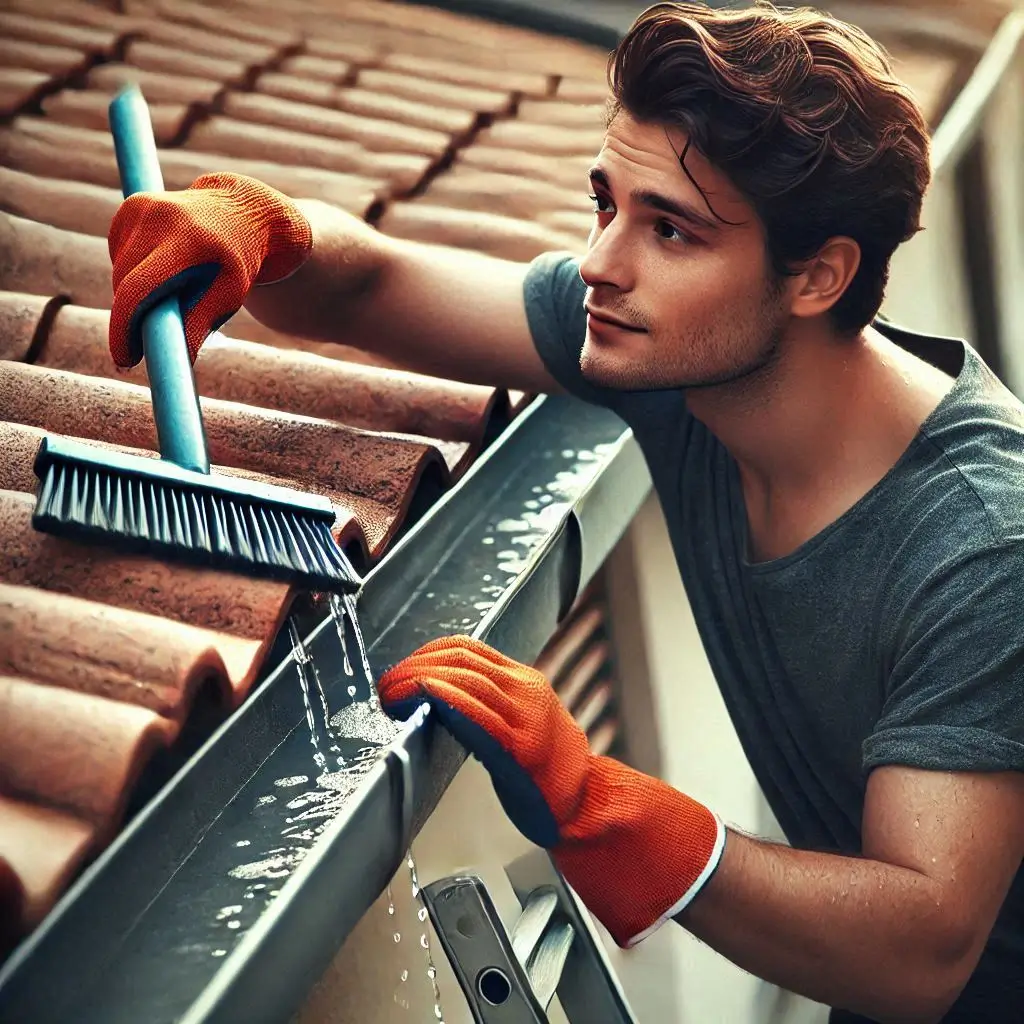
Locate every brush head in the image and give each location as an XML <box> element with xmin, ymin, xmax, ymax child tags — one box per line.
<box><xmin>32</xmin><ymin>436</ymin><xmax>361</xmax><ymax>594</ymax></box>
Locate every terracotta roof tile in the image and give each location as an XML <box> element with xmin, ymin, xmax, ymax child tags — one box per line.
<box><xmin>378</xmin><ymin>201</ymin><xmax>584</xmax><ymax>262</ymax></box>
<box><xmin>0</xmin><ymin>0</ymin><xmax>621</xmax><ymax>945</ymax></box>
<box><xmin>0</xmin><ymin>165</ymin><xmax>123</xmax><ymax>239</ymax></box>
<box><xmin>278</xmin><ymin>53</ymin><xmax>354</xmax><ymax>84</ymax></box>
<box><xmin>256</xmin><ymin>74</ymin><xmax>476</xmax><ymax>137</ymax></box>
<box><xmin>129</xmin><ymin>17</ymin><xmax>284</xmax><ymax>65</ymax></box>
<box><xmin>86</xmin><ymin>63</ymin><xmax>225</xmax><ymax>107</ymax></box>
<box><xmin>556</xmin><ymin>77</ymin><xmax>611</xmax><ymax>104</ymax></box>
<box><xmin>380</xmin><ymin>51</ymin><xmax>553</xmax><ymax>97</ymax></box>
<box><xmin>0</xmin><ymin>68</ymin><xmax>52</xmax><ymax>119</ymax></box>
<box><xmin>0</xmin><ymin>37</ymin><xmax>94</xmax><ymax>79</ymax></box>
<box><xmin>0</xmin><ymin>291</ymin><xmax>49</xmax><ymax>363</ymax></box>
<box><xmin>41</xmin><ymin>88</ymin><xmax>192</xmax><ymax>146</ymax></box>
<box><xmin>0</xmin><ymin>795</ymin><xmax>95</xmax><ymax>930</ymax></box>
<box><xmin>0</xmin><ymin>12</ymin><xmax>121</xmax><ymax>57</ymax></box>
<box><xmin>0</xmin><ymin>673</ymin><xmax>177</xmax><ymax>825</ymax></box>
<box><xmin>221</xmin><ymin>90</ymin><xmax>452</xmax><ymax>158</ymax></box>
<box><xmin>184</xmin><ymin>116</ymin><xmax>432</xmax><ymax>191</ymax></box>
<box><xmin>354</xmin><ymin>67</ymin><xmax>513</xmax><ymax>115</ymax></box>
<box><xmin>123</xmin><ymin>40</ymin><xmax>255</xmax><ymax>87</ymax></box>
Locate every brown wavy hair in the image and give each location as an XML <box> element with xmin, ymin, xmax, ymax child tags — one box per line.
<box><xmin>609</xmin><ymin>1</ymin><xmax>931</xmax><ymax>333</ymax></box>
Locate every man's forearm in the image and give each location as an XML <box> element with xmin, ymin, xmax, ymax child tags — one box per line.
<box><xmin>678</xmin><ymin>831</ymin><xmax>976</xmax><ymax>1024</ymax></box>
<box><xmin>243</xmin><ymin>199</ymin><xmax>391</xmax><ymax>349</ymax></box>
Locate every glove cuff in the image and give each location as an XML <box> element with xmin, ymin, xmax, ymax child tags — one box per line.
<box><xmin>552</xmin><ymin>756</ymin><xmax>725</xmax><ymax>948</ymax></box>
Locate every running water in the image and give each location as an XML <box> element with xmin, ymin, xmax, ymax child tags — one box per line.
<box><xmin>407</xmin><ymin>850</ymin><xmax>445</xmax><ymax>1022</ymax></box>
<box><xmin>288</xmin><ymin>617</ymin><xmax>327</xmax><ymax>769</ymax></box>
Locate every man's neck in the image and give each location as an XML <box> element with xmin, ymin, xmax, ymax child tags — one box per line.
<box><xmin>684</xmin><ymin>319</ymin><xmax>956</xmax><ymax>561</ymax></box>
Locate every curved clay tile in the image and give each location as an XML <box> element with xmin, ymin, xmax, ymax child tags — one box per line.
<box><xmin>131</xmin><ymin>17</ymin><xmax>279</xmax><ymax>65</ymax></box>
<box><xmin>379</xmin><ymin>201</ymin><xmax>583</xmax><ymax>263</ymax></box>
<box><xmin>0</xmin><ymin>290</ymin><xmax>51</xmax><ymax>362</ymax></box>
<box><xmin>0</xmin><ymin>11</ymin><xmax>119</xmax><ymax>56</ymax></box>
<box><xmin>0</xmin><ymin>421</ymin><xmax>46</xmax><ymax>494</ymax></box>
<box><xmin>573</xmin><ymin>680</ymin><xmax>613</xmax><ymax>734</ymax></box>
<box><xmin>457</xmin><ymin>144</ymin><xmax>593</xmax><ymax>191</ymax></box>
<box><xmin>0</xmin><ymin>488</ymin><xmax>292</xmax><ymax>639</ymax></box>
<box><xmin>424</xmin><ymin>165</ymin><xmax>589</xmax><ymax>220</ymax></box>
<box><xmin>42</xmin><ymin>89</ymin><xmax>191</xmax><ymax>147</ymax></box>
<box><xmin>2</xmin><ymin>118</ymin><xmax>386</xmax><ymax>215</ymax></box>
<box><xmin>0</xmin><ymin>38</ymin><xmax>93</xmax><ymax>78</ymax></box>
<box><xmin>255</xmin><ymin>71</ymin><xmax>336</xmax><ymax>108</ymax></box>
<box><xmin>153</xmin><ymin>0</ymin><xmax>303</xmax><ymax>48</ymax></box>
<box><xmin>332</xmin><ymin>86</ymin><xmax>475</xmax><ymax>138</ymax></box>
<box><xmin>379</xmin><ymin>52</ymin><xmax>552</xmax><ymax>98</ymax></box>
<box><xmin>0</xmin><ymin>165</ymin><xmax>122</xmax><ymax>239</ymax></box>
<box><xmin>278</xmin><ymin>54</ymin><xmax>352</xmax><ymax>84</ymax></box>
<box><xmin>555</xmin><ymin>641</ymin><xmax>611</xmax><ymax>711</ymax></box>
<box><xmin>303</xmin><ymin>35</ymin><xmax>382</xmax><ymax>67</ymax></box>
<box><xmin>124</xmin><ymin>40</ymin><xmax>251</xmax><ymax>87</ymax></box>
<box><xmin>2</xmin><ymin>0</ymin><xmax>130</xmax><ymax>32</ymax></box>
<box><xmin>255</xmin><ymin>75</ymin><xmax>475</xmax><ymax>138</ymax></box>
<box><xmin>355</xmin><ymin>68</ymin><xmax>512</xmax><ymax>116</ymax></box>
<box><xmin>557</xmin><ymin>77</ymin><xmax>611</xmax><ymax>104</ymax></box>
<box><xmin>87</xmin><ymin>62</ymin><xmax>224</xmax><ymax>106</ymax></box>
<box><xmin>10</xmin><ymin>113</ymin><xmax>114</xmax><ymax>151</ymax></box>
<box><xmin>517</xmin><ymin>99</ymin><xmax>606</xmax><ymax>128</ymax></box>
<box><xmin>0</xmin><ymin>212</ymin><xmax>111</xmax><ymax>309</ymax></box>
<box><xmin>0</xmin><ymin>676</ymin><xmax>178</xmax><ymax>825</ymax></box>
<box><xmin>0</xmin><ymin>67</ymin><xmax>51</xmax><ymax>118</ymax></box>
<box><xmin>221</xmin><ymin>91</ymin><xmax>451</xmax><ymax>159</ymax></box>
<box><xmin>186</xmin><ymin>117</ymin><xmax>432</xmax><ymax>192</ymax></box>
<box><xmin>535</xmin><ymin>603</ymin><xmax>606</xmax><ymax>682</ymax></box>
<box><xmin>0</xmin><ymin>794</ymin><xmax>95</xmax><ymax>930</ymax></box>
<box><xmin>0</xmin><ymin>362</ymin><xmax>449</xmax><ymax>550</ymax></box>
<box><xmin>477</xmin><ymin>119</ymin><xmax>604</xmax><ymax>158</ymax></box>
<box><xmin>0</xmin><ymin>581</ymin><xmax>264</xmax><ymax>716</ymax></box>
<box><xmin>40</xmin><ymin>303</ymin><xmax>502</xmax><ymax>444</ymax></box>
<box><xmin>539</xmin><ymin>209</ymin><xmax>594</xmax><ymax>242</ymax></box>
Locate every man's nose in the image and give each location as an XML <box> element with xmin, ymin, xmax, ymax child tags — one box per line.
<box><xmin>578</xmin><ymin>219</ymin><xmax>632</xmax><ymax>293</ymax></box>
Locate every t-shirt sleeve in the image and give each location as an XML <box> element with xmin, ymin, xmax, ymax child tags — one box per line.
<box><xmin>865</xmin><ymin>543</ymin><xmax>1024</xmax><ymax>773</ymax></box>
<box><xmin>523</xmin><ymin>250</ymin><xmax>624</xmax><ymax>409</ymax></box>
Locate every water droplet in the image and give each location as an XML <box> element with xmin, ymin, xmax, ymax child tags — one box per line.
<box><xmin>255</xmin><ymin>795</ymin><xmax>276</xmax><ymax>806</ymax></box>
<box><xmin>561</xmin><ymin>449</ymin><xmax>575</xmax><ymax>458</ymax></box>
<box><xmin>347</xmin><ymin>684</ymin><xmax>357</xmax><ymax>698</ymax></box>
<box><xmin>418</xmin><ymin>907</ymin><xmax>427</xmax><ymax>922</ymax></box>
<box><xmin>393</xmin><ymin>932</ymin><xmax>401</xmax><ymax>943</ymax></box>
<box><xmin>420</xmin><ymin>934</ymin><xmax>429</xmax><ymax>949</ymax></box>
<box><xmin>212</xmin><ymin>949</ymin><xmax>227</xmax><ymax>958</ymax></box>
<box><xmin>227</xmin><ymin>920</ymin><xmax>241</xmax><ymax>930</ymax></box>
<box><xmin>275</xmin><ymin>776</ymin><xmax>308</xmax><ymax>788</ymax></box>
<box><xmin>481</xmin><ymin>536</ymin><xmax>495</xmax><ymax>545</ymax></box>
<box><xmin>400</xmin><ymin>969</ymin><xmax>409</xmax><ymax>982</ymax></box>
<box><xmin>428</xmin><ymin>967</ymin><xmax>436</xmax><ymax>980</ymax></box>
<box><xmin>235</xmin><ymin>840</ymin><xmax>250</xmax><ymax>848</ymax></box>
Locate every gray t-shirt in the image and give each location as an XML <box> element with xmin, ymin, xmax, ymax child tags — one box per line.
<box><xmin>524</xmin><ymin>251</ymin><xmax>1024</xmax><ymax>1022</ymax></box>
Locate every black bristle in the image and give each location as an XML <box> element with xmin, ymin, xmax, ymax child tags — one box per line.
<box><xmin>32</xmin><ymin>458</ymin><xmax>360</xmax><ymax>594</ymax></box>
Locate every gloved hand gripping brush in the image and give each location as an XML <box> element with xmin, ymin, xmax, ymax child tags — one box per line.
<box><xmin>31</xmin><ymin>87</ymin><xmax>359</xmax><ymax>593</ymax></box>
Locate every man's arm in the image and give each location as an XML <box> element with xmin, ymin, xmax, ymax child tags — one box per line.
<box><xmin>243</xmin><ymin>198</ymin><xmax>564</xmax><ymax>393</ymax></box>
<box><xmin>679</xmin><ymin>766</ymin><xmax>1024</xmax><ymax>1024</ymax></box>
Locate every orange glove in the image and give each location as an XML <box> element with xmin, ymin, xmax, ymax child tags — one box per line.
<box><xmin>107</xmin><ymin>172</ymin><xmax>312</xmax><ymax>367</ymax></box>
<box><xmin>378</xmin><ymin>635</ymin><xmax>726</xmax><ymax>948</ymax></box>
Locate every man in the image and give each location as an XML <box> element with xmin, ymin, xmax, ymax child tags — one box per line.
<box><xmin>107</xmin><ymin>3</ymin><xmax>1024</xmax><ymax>1021</ymax></box>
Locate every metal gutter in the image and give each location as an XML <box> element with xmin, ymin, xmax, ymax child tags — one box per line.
<box><xmin>0</xmin><ymin>394</ymin><xmax>651</xmax><ymax>1023</ymax></box>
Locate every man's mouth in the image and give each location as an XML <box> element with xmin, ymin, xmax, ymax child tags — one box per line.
<box><xmin>585</xmin><ymin>307</ymin><xmax>646</xmax><ymax>332</ymax></box>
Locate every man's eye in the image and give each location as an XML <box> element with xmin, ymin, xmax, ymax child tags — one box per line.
<box><xmin>589</xmin><ymin>194</ymin><xmax>613</xmax><ymax>214</ymax></box>
<box><xmin>655</xmin><ymin>219</ymin><xmax>686</xmax><ymax>242</ymax></box>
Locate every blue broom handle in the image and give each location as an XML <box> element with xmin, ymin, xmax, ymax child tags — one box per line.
<box><xmin>109</xmin><ymin>86</ymin><xmax>210</xmax><ymax>475</ymax></box>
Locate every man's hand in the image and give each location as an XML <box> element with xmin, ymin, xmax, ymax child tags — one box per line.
<box><xmin>108</xmin><ymin>172</ymin><xmax>312</xmax><ymax>366</ymax></box>
<box><xmin>378</xmin><ymin>635</ymin><xmax>725</xmax><ymax>947</ymax></box>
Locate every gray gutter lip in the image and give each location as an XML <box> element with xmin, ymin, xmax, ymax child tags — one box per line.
<box><xmin>0</xmin><ymin>394</ymin><xmax>651</xmax><ymax>1024</ymax></box>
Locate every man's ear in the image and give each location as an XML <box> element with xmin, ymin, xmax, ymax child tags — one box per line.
<box><xmin>788</xmin><ymin>237</ymin><xmax>861</xmax><ymax>320</ymax></box>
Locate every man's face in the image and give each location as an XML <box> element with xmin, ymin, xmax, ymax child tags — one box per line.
<box><xmin>579</xmin><ymin>112</ymin><xmax>790</xmax><ymax>392</ymax></box>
